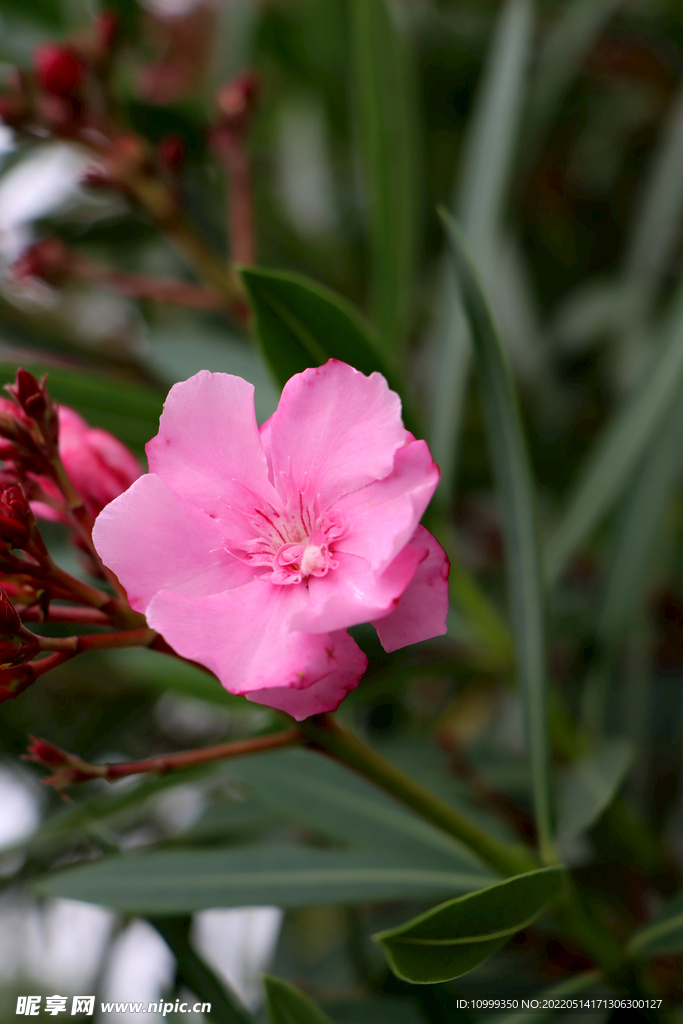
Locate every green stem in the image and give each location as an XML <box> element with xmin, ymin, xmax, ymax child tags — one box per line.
<box><xmin>300</xmin><ymin>714</ymin><xmax>536</xmax><ymax>877</ymax></box>
<box><xmin>301</xmin><ymin>715</ymin><xmax>637</xmax><ymax>985</ymax></box>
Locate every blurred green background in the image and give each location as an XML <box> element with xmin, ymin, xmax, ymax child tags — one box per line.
<box><xmin>2</xmin><ymin>0</ymin><xmax>683</xmax><ymax>1021</ymax></box>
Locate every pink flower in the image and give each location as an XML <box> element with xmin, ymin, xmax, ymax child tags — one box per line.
<box><xmin>93</xmin><ymin>361</ymin><xmax>449</xmax><ymax>719</ymax></box>
<box><xmin>31</xmin><ymin>405</ymin><xmax>142</xmax><ymax>521</ymax></box>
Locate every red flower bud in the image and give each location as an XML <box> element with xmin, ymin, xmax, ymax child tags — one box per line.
<box><xmin>0</xmin><ymin>664</ymin><xmax>35</xmax><ymax>703</ymax></box>
<box><xmin>0</xmin><ymin>585</ymin><xmax>21</xmax><ymax>635</ymax></box>
<box><xmin>34</xmin><ymin>44</ymin><xmax>86</xmax><ymax>98</ymax></box>
<box><xmin>158</xmin><ymin>136</ymin><xmax>186</xmax><ymax>173</ymax></box>
<box><xmin>216</xmin><ymin>71</ymin><xmax>260</xmax><ymax>127</ymax></box>
<box><xmin>95</xmin><ymin>12</ymin><xmax>119</xmax><ymax>54</ymax></box>
<box><xmin>6</xmin><ymin>370</ymin><xmax>58</xmax><ymax>447</ymax></box>
<box><xmin>10</xmin><ymin>238</ymin><xmax>70</xmax><ymax>286</ymax></box>
<box><xmin>24</xmin><ymin>735</ymin><xmax>68</xmax><ymax>769</ymax></box>
<box><xmin>8</xmin><ymin>369</ymin><xmax>48</xmax><ymax>421</ymax></box>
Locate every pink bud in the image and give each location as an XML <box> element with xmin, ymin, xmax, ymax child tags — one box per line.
<box><xmin>57</xmin><ymin>406</ymin><xmax>142</xmax><ymax>517</ymax></box>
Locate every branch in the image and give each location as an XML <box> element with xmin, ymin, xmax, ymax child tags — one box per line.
<box><xmin>24</xmin><ymin>727</ymin><xmax>302</xmax><ymax>788</ymax></box>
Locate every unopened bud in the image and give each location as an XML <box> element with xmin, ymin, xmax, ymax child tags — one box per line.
<box><xmin>24</xmin><ymin>735</ymin><xmax>67</xmax><ymax>768</ymax></box>
<box><xmin>0</xmin><ymin>485</ymin><xmax>34</xmax><ymax>549</ymax></box>
<box><xmin>8</xmin><ymin>369</ymin><xmax>47</xmax><ymax>420</ymax></box>
<box><xmin>95</xmin><ymin>11</ymin><xmax>119</xmax><ymax>55</ymax></box>
<box><xmin>216</xmin><ymin>71</ymin><xmax>260</xmax><ymax>128</ymax></box>
<box><xmin>0</xmin><ymin>664</ymin><xmax>35</xmax><ymax>704</ymax></box>
<box><xmin>34</xmin><ymin>44</ymin><xmax>86</xmax><ymax>98</ymax></box>
<box><xmin>158</xmin><ymin>135</ymin><xmax>186</xmax><ymax>173</ymax></box>
<box><xmin>10</xmin><ymin>237</ymin><xmax>70</xmax><ymax>286</ymax></box>
<box><xmin>6</xmin><ymin>369</ymin><xmax>58</xmax><ymax>446</ymax></box>
<box><xmin>0</xmin><ymin>585</ymin><xmax>21</xmax><ymax>635</ymax></box>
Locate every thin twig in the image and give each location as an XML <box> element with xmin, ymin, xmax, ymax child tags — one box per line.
<box><xmin>25</xmin><ymin>727</ymin><xmax>302</xmax><ymax>787</ymax></box>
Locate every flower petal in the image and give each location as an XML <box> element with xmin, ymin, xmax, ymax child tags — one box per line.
<box><xmin>246</xmin><ymin>630</ymin><xmax>367</xmax><ymax>719</ymax></box>
<box><xmin>334</xmin><ymin>439</ymin><xmax>439</xmax><ymax>572</ymax></box>
<box><xmin>146</xmin><ymin>371</ymin><xmax>277</xmax><ymax>517</ymax></box>
<box><xmin>288</xmin><ymin>543</ymin><xmax>427</xmax><ymax>634</ymax></box>
<box><xmin>145</xmin><ymin>581</ymin><xmax>367</xmax><ymax>719</ymax></box>
<box><xmin>267</xmin><ymin>360</ymin><xmax>407</xmax><ymax>507</ymax></box>
<box><xmin>93</xmin><ymin>474</ymin><xmax>250</xmax><ymax>613</ymax></box>
<box><xmin>372</xmin><ymin>526</ymin><xmax>449</xmax><ymax>652</ymax></box>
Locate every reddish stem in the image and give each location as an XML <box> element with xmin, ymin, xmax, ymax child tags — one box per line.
<box><xmin>20</xmin><ymin>605</ymin><xmax>113</xmax><ymax>625</ymax></box>
<box><xmin>26</xmin><ymin>727</ymin><xmax>302</xmax><ymax>787</ymax></box>
<box><xmin>70</xmin><ymin>255</ymin><xmax>226</xmax><ymax>309</ymax></box>
<box><xmin>38</xmin><ymin>627</ymin><xmax>157</xmax><ymax>654</ymax></box>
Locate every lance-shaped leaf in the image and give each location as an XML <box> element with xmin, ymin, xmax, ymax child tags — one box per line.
<box><xmin>35</xmin><ymin>843</ymin><xmax>491</xmax><ymax>913</ymax></box>
<box><xmin>628</xmin><ymin>889</ymin><xmax>683</xmax><ymax>959</ymax></box>
<box><xmin>430</xmin><ymin>0</ymin><xmax>532</xmax><ymax>500</ymax></box>
<box><xmin>349</xmin><ymin>0</ymin><xmax>418</xmax><ymax>355</ymax></box>
<box><xmin>440</xmin><ymin>210</ymin><xmax>554</xmax><ymax>863</ymax></box>
<box><xmin>545</xmin><ymin>277</ymin><xmax>683</xmax><ymax>585</ymax></box>
<box><xmin>151</xmin><ymin>917</ymin><xmax>255</xmax><ymax>1024</ymax></box>
<box><xmin>227</xmin><ymin>748</ymin><xmax>494</xmax><ymax>876</ymax></box>
<box><xmin>373</xmin><ymin>865</ymin><xmax>563</xmax><ymax>984</ymax></box>
<box><xmin>240</xmin><ymin>266</ymin><xmax>416</xmax><ymax>429</ymax></box>
<box><xmin>263</xmin><ymin>976</ymin><xmax>334</xmax><ymax>1024</ymax></box>
<box><xmin>555</xmin><ymin>738</ymin><xmax>634</xmax><ymax>842</ymax></box>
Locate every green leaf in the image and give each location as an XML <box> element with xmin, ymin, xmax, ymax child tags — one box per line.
<box><xmin>440</xmin><ymin>211</ymin><xmax>554</xmax><ymax>863</ymax></box>
<box><xmin>545</xmin><ymin>278</ymin><xmax>683</xmax><ymax>585</ymax></box>
<box><xmin>240</xmin><ymin>268</ymin><xmax>384</xmax><ymax>380</ymax></box>
<box><xmin>491</xmin><ymin>970</ymin><xmax>602</xmax><ymax>1024</ymax></box>
<box><xmin>35</xmin><ymin>843</ymin><xmax>492</xmax><ymax>913</ymax></box>
<box><xmin>103</xmin><ymin>648</ymin><xmax>249</xmax><ymax>708</ymax></box>
<box><xmin>597</xmin><ymin>392</ymin><xmax>683</xmax><ymax>647</ymax></box>
<box><xmin>555</xmin><ymin>739</ymin><xmax>634</xmax><ymax>842</ymax></box>
<box><xmin>628</xmin><ymin>889</ymin><xmax>683</xmax><ymax>958</ymax></box>
<box><xmin>263</xmin><ymin>976</ymin><xmax>334</xmax><ymax>1024</ymax></box>
<box><xmin>524</xmin><ymin>0</ymin><xmax>621</xmax><ymax>158</ymax></box>
<box><xmin>151</xmin><ymin>917</ymin><xmax>255</xmax><ymax>1024</ymax></box>
<box><xmin>624</xmin><ymin>74</ymin><xmax>683</xmax><ymax>291</ymax></box>
<box><xmin>226</xmin><ymin>748</ymin><xmax>495</xmax><ymax>875</ymax></box>
<box><xmin>349</xmin><ymin>0</ymin><xmax>418</xmax><ymax>354</ymax></box>
<box><xmin>373</xmin><ymin>866</ymin><xmax>564</xmax><ymax>984</ymax></box>
<box><xmin>430</xmin><ymin>0</ymin><xmax>532</xmax><ymax>500</ymax></box>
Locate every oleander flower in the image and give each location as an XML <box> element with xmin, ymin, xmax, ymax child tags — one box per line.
<box><xmin>93</xmin><ymin>360</ymin><xmax>449</xmax><ymax>719</ymax></box>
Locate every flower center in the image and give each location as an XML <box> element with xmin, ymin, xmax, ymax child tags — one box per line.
<box><xmin>271</xmin><ymin>527</ymin><xmax>337</xmax><ymax>585</ymax></box>
<box><xmin>223</xmin><ymin>484</ymin><xmax>348</xmax><ymax>586</ymax></box>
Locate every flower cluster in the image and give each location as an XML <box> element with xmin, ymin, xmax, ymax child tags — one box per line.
<box><xmin>0</xmin><ymin>368</ymin><xmax>143</xmax><ymax>704</ymax></box>
<box><xmin>94</xmin><ymin>360</ymin><xmax>449</xmax><ymax>719</ymax></box>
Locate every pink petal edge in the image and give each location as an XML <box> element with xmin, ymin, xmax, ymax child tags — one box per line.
<box><xmin>372</xmin><ymin>525</ymin><xmax>449</xmax><ymax>652</ymax></box>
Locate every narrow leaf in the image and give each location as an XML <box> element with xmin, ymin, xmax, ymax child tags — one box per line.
<box><xmin>151</xmin><ymin>917</ymin><xmax>254</xmax><ymax>1024</ymax></box>
<box><xmin>35</xmin><ymin>843</ymin><xmax>492</xmax><ymax>913</ymax></box>
<box><xmin>440</xmin><ymin>210</ymin><xmax>554</xmax><ymax>863</ymax></box>
<box><xmin>624</xmin><ymin>74</ymin><xmax>683</xmax><ymax>290</ymax></box>
<box><xmin>546</xmin><ymin>278</ymin><xmax>683</xmax><ymax>584</ymax></box>
<box><xmin>430</xmin><ymin>0</ymin><xmax>532</xmax><ymax>500</ymax></box>
<box><xmin>555</xmin><ymin>739</ymin><xmax>634</xmax><ymax>842</ymax></box>
<box><xmin>227</xmin><ymin>748</ymin><xmax>494</xmax><ymax>875</ymax></box>
<box><xmin>263</xmin><ymin>976</ymin><xmax>334</xmax><ymax>1024</ymax></box>
<box><xmin>373</xmin><ymin>866</ymin><xmax>564</xmax><ymax>984</ymax></box>
<box><xmin>239</xmin><ymin>267</ymin><xmax>417</xmax><ymax>430</ymax></box>
<box><xmin>525</xmin><ymin>0</ymin><xmax>621</xmax><ymax>157</ymax></box>
<box><xmin>492</xmin><ymin>970</ymin><xmax>602</xmax><ymax>1024</ymax></box>
<box><xmin>597</xmin><ymin>391</ymin><xmax>683</xmax><ymax>647</ymax></box>
<box><xmin>349</xmin><ymin>0</ymin><xmax>418</xmax><ymax>354</ymax></box>
<box><xmin>628</xmin><ymin>890</ymin><xmax>683</xmax><ymax>958</ymax></box>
